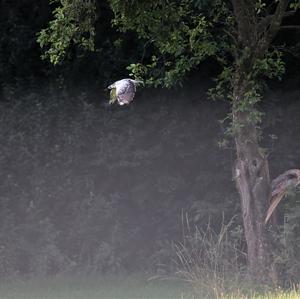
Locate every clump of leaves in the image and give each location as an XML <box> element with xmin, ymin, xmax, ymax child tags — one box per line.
<box><xmin>37</xmin><ymin>0</ymin><xmax>96</xmax><ymax>65</ymax></box>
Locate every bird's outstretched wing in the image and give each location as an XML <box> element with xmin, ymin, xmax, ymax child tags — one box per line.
<box><xmin>109</xmin><ymin>88</ymin><xmax>117</xmax><ymax>104</ymax></box>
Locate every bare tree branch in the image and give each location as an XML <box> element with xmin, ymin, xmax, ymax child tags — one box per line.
<box><xmin>265</xmin><ymin>169</ymin><xmax>300</xmax><ymax>224</ymax></box>
<box><xmin>280</xmin><ymin>25</ymin><xmax>300</xmax><ymax>29</ymax></box>
<box><xmin>266</xmin><ymin>0</ymin><xmax>290</xmax><ymax>44</ymax></box>
<box><xmin>257</xmin><ymin>10</ymin><xmax>295</xmax><ymax>32</ymax></box>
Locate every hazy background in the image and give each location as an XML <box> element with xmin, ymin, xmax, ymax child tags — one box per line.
<box><xmin>0</xmin><ymin>0</ymin><xmax>299</xmax><ymax>282</ymax></box>
<box><xmin>1</xmin><ymin>80</ymin><xmax>299</xmax><ymax>278</ymax></box>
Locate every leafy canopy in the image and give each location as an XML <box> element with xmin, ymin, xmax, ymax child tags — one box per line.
<box><xmin>39</xmin><ymin>0</ymin><xmax>299</xmax><ymax>103</ymax></box>
<box><xmin>108</xmin><ymin>0</ymin><xmax>299</xmax><ymax>132</ymax></box>
<box><xmin>110</xmin><ymin>0</ymin><xmax>231</xmax><ymax>87</ymax></box>
<box><xmin>38</xmin><ymin>0</ymin><xmax>96</xmax><ymax>65</ymax></box>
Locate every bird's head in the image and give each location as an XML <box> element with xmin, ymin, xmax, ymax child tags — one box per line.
<box><xmin>107</xmin><ymin>82</ymin><xmax>116</xmax><ymax>89</ymax></box>
<box><xmin>132</xmin><ymin>80</ymin><xmax>144</xmax><ymax>87</ymax></box>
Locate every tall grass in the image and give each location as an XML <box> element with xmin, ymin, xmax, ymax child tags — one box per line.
<box><xmin>173</xmin><ymin>215</ymin><xmax>300</xmax><ymax>298</ymax></box>
<box><xmin>173</xmin><ymin>215</ymin><xmax>249</xmax><ymax>298</ymax></box>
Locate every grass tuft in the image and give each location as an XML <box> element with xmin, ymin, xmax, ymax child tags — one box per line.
<box><xmin>174</xmin><ymin>215</ymin><xmax>248</xmax><ymax>298</ymax></box>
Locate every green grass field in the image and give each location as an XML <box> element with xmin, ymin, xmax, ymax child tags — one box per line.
<box><xmin>222</xmin><ymin>289</ymin><xmax>300</xmax><ymax>299</ymax></box>
<box><xmin>0</xmin><ymin>275</ymin><xmax>299</xmax><ymax>299</ymax></box>
<box><xmin>0</xmin><ymin>275</ymin><xmax>190</xmax><ymax>299</ymax></box>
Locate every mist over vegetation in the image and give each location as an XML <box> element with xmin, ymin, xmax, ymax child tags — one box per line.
<box><xmin>1</xmin><ymin>82</ymin><xmax>299</xmax><ymax>279</ymax></box>
<box><xmin>0</xmin><ymin>0</ymin><xmax>300</xmax><ymax>298</ymax></box>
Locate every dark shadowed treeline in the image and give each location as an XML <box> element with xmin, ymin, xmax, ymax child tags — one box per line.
<box><xmin>1</xmin><ymin>1</ymin><xmax>299</xmax><ymax>88</ymax></box>
<box><xmin>0</xmin><ymin>0</ymin><xmax>146</xmax><ymax>88</ymax></box>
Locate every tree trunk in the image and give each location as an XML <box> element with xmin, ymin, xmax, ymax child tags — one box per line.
<box><xmin>230</xmin><ymin>0</ymin><xmax>290</xmax><ymax>285</ymax></box>
<box><xmin>233</xmin><ymin>87</ymin><xmax>276</xmax><ymax>284</ymax></box>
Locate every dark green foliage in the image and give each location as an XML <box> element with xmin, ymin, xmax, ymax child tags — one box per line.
<box><xmin>37</xmin><ymin>0</ymin><xmax>97</xmax><ymax>65</ymax></box>
<box><xmin>1</xmin><ymin>0</ymin><xmax>299</xmax><ymax>89</ymax></box>
<box><xmin>109</xmin><ymin>0</ymin><xmax>225</xmax><ymax>87</ymax></box>
<box><xmin>0</xmin><ymin>0</ymin><xmax>50</xmax><ymax>82</ymax></box>
<box><xmin>0</xmin><ymin>0</ymin><xmax>145</xmax><ymax>86</ymax></box>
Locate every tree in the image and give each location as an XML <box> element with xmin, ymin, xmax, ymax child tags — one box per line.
<box><xmin>0</xmin><ymin>0</ymin><xmax>50</xmax><ymax>82</ymax></box>
<box><xmin>38</xmin><ymin>0</ymin><xmax>300</xmax><ymax>283</ymax></box>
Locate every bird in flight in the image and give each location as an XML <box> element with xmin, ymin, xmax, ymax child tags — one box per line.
<box><xmin>108</xmin><ymin>79</ymin><xmax>143</xmax><ymax>105</ymax></box>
